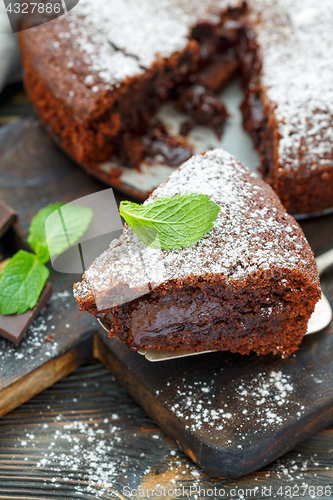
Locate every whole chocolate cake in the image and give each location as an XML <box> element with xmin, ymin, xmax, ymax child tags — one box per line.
<box><xmin>18</xmin><ymin>0</ymin><xmax>333</xmax><ymax>215</ymax></box>
<box><xmin>74</xmin><ymin>149</ymin><xmax>321</xmax><ymax>357</ymax></box>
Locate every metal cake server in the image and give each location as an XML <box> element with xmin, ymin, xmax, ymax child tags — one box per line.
<box><xmin>98</xmin><ymin>249</ymin><xmax>333</xmax><ymax>362</ymax></box>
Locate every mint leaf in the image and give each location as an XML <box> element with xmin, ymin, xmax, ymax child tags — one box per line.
<box><xmin>119</xmin><ymin>193</ymin><xmax>220</xmax><ymax>250</ymax></box>
<box><xmin>45</xmin><ymin>204</ymin><xmax>93</xmax><ymax>257</ymax></box>
<box><xmin>0</xmin><ymin>250</ymin><xmax>49</xmax><ymax>315</ymax></box>
<box><xmin>28</xmin><ymin>203</ymin><xmax>64</xmax><ymax>263</ymax></box>
<box><xmin>28</xmin><ymin>203</ymin><xmax>93</xmax><ymax>262</ymax></box>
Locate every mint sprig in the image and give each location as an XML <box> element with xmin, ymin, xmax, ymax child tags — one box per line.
<box><xmin>119</xmin><ymin>193</ymin><xmax>220</xmax><ymax>250</ymax></box>
<box><xmin>0</xmin><ymin>203</ymin><xmax>92</xmax><ymax>316</ymax></box>
<box><xmin>28</xmin><ymin>203</ymin><xmax>64</xmax><ymax>263</ymax></box>
<box><xmin>0</xmin><ymin>251</ymin><xmax>49</xmax><ymax>315</ymax></box>
<box><xmin>44</xmin><ymin>204</ymin><xmax>93</xmax><ymax>258</ymax></box>
<box><xmin>28</xmin><ymin>202</ymin><xmax>93</xmax><ymax>262</ymax></box>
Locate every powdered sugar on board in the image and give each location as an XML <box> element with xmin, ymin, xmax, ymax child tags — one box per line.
<box><xmin>251</xmin><ymin>0</ymin><xmax>333</xmax><ymax>173</ymax></box>
<box><xmin>0</xmin><ymin>290</ymin><xmax>73</xmax><ymax>362</ymax></box>
<box><xmin>75</xmin><ymin>149</ymin><xmax>317</xmax><ymax>301</ymax></box>
<box><xmin>6</xmin><ymin>362</ymin><xmax>329</xmax><ymax>496</ymax></box>
<box><xmin>158</xmin><ymin>367</ymin><xmax>306</xmax><ymax>441</ymax></box>
<box><xmin>6</xmin><ymin>364</ymin><xmax>177</xmax><ymax>498</ymax></box>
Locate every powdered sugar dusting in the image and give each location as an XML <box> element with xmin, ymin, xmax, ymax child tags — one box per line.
<box><xmin>64</xmin><ymin>8</ymin><xmax>143</xmax><ymax>87</ymax></box>
<box><xmin>63</xmin><ymin>0</ymin><xmax>241</xmax><ymax>85</ymax></box>
<box><xmin>8</xmin><ymin>365</ymin><xmax>170</xmax><ymax>497</ymax></box>
<box><xmin>75</xmin><ymin>149</ymin><xmax>316</xmax><ymax>302</ymax></box>
<box><xmin>252</xmin><ymin>0</ymin><xmax>333</xmax><ymax>173</ymax></box>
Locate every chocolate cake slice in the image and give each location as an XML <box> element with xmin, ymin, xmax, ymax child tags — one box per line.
<box><xmin>74</xmin><ymin>149</ymin><xmax>320</xmax><ymax>357</ymax></box>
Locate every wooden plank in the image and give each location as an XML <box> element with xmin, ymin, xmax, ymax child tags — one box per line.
<box><xmin>301</xmin><ymin>214</ymin><xmax>333</xmax><ymax>258</ymax></box>
<box><xmin>0</xmin><ymin>84</ymin><xmax>33</xmax><ymax>128</ymax></box>
<box><xmin>0</xmin><ymin>336</ymin><xmax>93</xmax><ymax>417</ymax></box>
<box><xmin>1</xmin><ymin>361</ymin><xmax>332</xmax><ymax>499</ymax></box>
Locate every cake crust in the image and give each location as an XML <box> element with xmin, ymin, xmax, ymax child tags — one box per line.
<box><xmin>74</xmin><ymin>150</ymin><xmax>320</xmax><ymax>357</ymax></box>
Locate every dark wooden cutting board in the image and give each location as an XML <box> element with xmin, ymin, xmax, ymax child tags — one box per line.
<box><xmin>95</xmin><ymin>327</ymin><xmax>333</xmax><ymax>478</ymax></box>
<box><xmin>0</xmin><ymin>117</ymin><xmax>333</xmax><ymax>477</ymax></box>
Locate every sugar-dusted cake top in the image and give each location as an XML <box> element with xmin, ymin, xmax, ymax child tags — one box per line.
<box><xmin>66</xmin><ymin>0</ymin><xmax>241</xmax><ymax>76</ymax></box>
<box><xmin>20</xmin><ymin>0</ymin><xmax>241</xmax><ymax>118</ymax></box>
<box><xmin>74</xmin><ymin>149</ymin><xmax>318</xmax><ymax>305</ymax></box>
<box><xmin>251</xmin><ymin>0</ymin><xmax>333</xmax><ymax>173</ymax></box>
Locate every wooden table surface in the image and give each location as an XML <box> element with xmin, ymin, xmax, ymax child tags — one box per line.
<box><xmin>0</xmin><ymin>85</ymin><xmax>333</xmax><ymax>499</ymax></box>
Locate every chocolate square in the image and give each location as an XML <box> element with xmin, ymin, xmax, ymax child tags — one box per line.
<box><xmin>0</xmin><ymin>201</ymin><xmax>17</xmax><ymax>238</ymax></box>
<box><xmin>0</xmin><ymin>282</ymin><xmax>53</xmax><ymax>345</ymax></box>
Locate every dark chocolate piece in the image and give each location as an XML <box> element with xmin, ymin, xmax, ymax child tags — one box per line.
<box><xmin>0</xmin><ymin>282</ymin><xmax>53</xmax><ymax>345</ymax></box>
<box><xmin>0</xmin><ymin>201</ymin><xmax>17</xmax><ymax>238</ymax></box>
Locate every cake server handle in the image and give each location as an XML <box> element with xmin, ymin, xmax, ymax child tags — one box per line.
<box><xmin>305</xmin><ymin>250</ymin><xmax>333</xmax><ymax>336</ymax></box>
<box><xmin>315</xmin><ymin>248</ymin><xmax>333</xmax><ymax>277</ymax></box>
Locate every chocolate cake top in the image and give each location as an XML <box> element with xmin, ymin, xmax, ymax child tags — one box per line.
<box><xmin>251</xmin><ymin>0</ymin><xmax>333</xmax><ymax>174</ymax></box>
<box><xmin>74</xmin><ymin>149</ymin><xmax>318</xmax><ymax>306</ymax></box>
